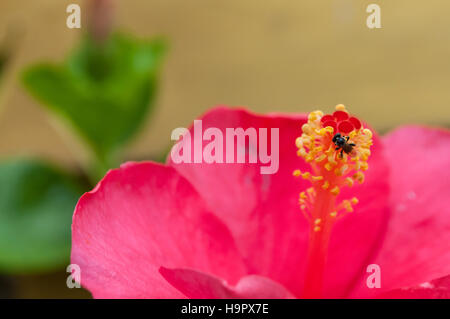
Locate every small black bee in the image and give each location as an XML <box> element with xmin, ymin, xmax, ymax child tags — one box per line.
<box><xmin>332</xmin><ymin>133</ymin><xmax>356</xmax><ymax>158</ymax></box>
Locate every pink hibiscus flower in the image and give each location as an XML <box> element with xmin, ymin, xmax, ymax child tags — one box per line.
<box><xmin>71</xmin><ymin>105</ymin><xmax>450</xmax><ymax>299</ymax></box>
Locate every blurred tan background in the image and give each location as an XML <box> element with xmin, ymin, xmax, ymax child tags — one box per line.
<box><xmin>1</xmin><ymin>0</ymin><xmax>449</xmax><ymax>170</ymax></box>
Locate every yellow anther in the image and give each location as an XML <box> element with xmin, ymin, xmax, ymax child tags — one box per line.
<box><xmin>300</xmin><ymin>204</ymin><xmax>306</xmax><ymax>210</ymax></box>
<box><xmin>306</xmin><ymin>187</ymin><xmax>316</xmax><ymax>196</ymax></box>
<box><xmin>314</xmin><ymin>226</ymin><xmax>321</xmax><ymax>232</ymax></box>
<box><xmin>361</xmin><ymin>149</ymin><xmax>371</xmax><ymax>158</ymax></box>
<box><xmin>297</xmin><ymin>148</ymin><xmax>307</xmax><ymax>157</ymax></box>
<box><xmin>293</xmin><ymin>169</ymin><xmax>301</xmax><ymax>177</ymax></box>
<box><xmin>295</xmin><ymin>137</ymin><xmax>303</xmax><ymax>148</ymax></box>
<box><xmin>324</xmin><ymin>162</ymin><xmax>333</xmax><ymax>171</ymax></box>
<box><xmin>308</xmin><ymin>111</ymin><xmax>323</xmax><ymax>122</ymax></box>
<box><xmin>353</xmin><ymin>172</ymin><xmax>365</xmax><ymax>183</ymax></box>
<box><xmin>305</xmin><ymin>155</ymin><xmax>314</xmax><ymax>162</ymax></box>
<box><xmin>343</xmin><ymin>200</ymin><xmax>353</xmax><ymax>212</ymax></box>
<box><xmin>345</xmin><ymin>177</ymin><xmax>354</xmax><ymax>187</ymax></box>
<box><xmin>302</xmin><ymin>124</ymin><xmax>312</xmax><ymax>134</ymax></box>
<box><xmin>351</xmin><ymin>197</ymin><xmax>359</xmax><ymax>205</ymax></box>
<box><xmin>308</xmin><ymin>113</ymin><xmax>318</xmax><ymax>122</ymax></box>
<box><xmin>324</xmin><ymin>126</ymin><xmax>334</xmax><ymax>133</ymax></box>
<box><xmin>335</xmin><ymin>104</ymin><xmax>346</xmax><ymax>111</ymax></box>
<box><xmin>363</xmin><ymin>128</ymin><xmax>373</xmax><ymax>138</ymax></box>
<box><xmin>315</xmin><ymin>154</ymin><xmax>326</xmax><ymax>162</ymax></box>
<box><xmin>314</xmin><ymin>218</ymin><xmax>322</xmax><ymax>225</ymax></box>
<box><xmin>311</xmin><ymin>175</ymin><xmax>323</xmax><ymax>181</ymax></box>
<box><xmin>360</xmin><ymin>162</ymin><xmax>369</xmax><ymax>171</ymax></box>
<box><xmin>300</xmin><ymin>192</ymin><xmax>307</xmax><ymax>200</ymax></box>
<box><xmin>301</xmin><ymin>172</ymin><xmax>311</xmax><ymax>180</ymax></box>
<box><xmin>358</xmin><ymin>174</ymin><xmax>365</xmax><ymax>183</ymax></box>
<box><xmin>330</xmin><ymin>186</ymin><xmax>340</xmax><ymax>196</ymax></box>
<box><xmin>322</xmin><ymin>180</ymin><xmax>330</xmax><ymax>189</ymax></box>
<box><xmin>330</xmin><ymin>211</ymin><xmax>337</xmax><ymax>218</ymax></box>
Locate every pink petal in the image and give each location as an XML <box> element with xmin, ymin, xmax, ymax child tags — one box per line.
<box><xmin>71</xmin><ymin>162</ymin><xmax>246</xmax><ymax>298</ymax></box>
<box><xmin>168</xmin><ymin>106</ymin><xmax>310</xmax><ymax>296</ymax></box>
<box><xmin>160</xmin><ymin>267</ymin><xmax>295</xmax><ymax>299</ymax></box>
<box><xmin>353</xmin><ymin>126</ymin><xmax>450</xmax><ymax>297</ymax></box>
<box><xmin>168</xmin><ymin>106</ymin><xmax>390</xmax><ymax>297</ymax></box>
<box><xmin>377</xmin><ymin>274</ymin><xmax>450</xmax><ymax>299</ymax></box>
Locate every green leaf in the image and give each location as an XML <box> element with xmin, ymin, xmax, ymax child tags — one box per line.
<box><xmin>0</xmin><ymin>159</ymin><xmax>84</xmax><ymax>274</ymax></box>
<box><xmin>21</xmin><ymin>33</ymin><xmax>166</xmax><ymax>177</ymax></box>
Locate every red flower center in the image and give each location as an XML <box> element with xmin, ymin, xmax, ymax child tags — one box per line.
<box><xmin>294</xmin><ymin>104</ymin><xmax>373</xmax><ymax>298</ymax></box>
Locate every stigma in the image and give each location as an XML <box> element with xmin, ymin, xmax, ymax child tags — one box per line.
<box><xmin>294</xmin><ymin>104</ymin><xmax>373</xmax><ymax>222</ymax></box>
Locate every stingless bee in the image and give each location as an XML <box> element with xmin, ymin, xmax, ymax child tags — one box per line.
<box><xmin>332</xmin><ymin>133</ymin><xmax>356</xmax><ymax>158</ymax></box>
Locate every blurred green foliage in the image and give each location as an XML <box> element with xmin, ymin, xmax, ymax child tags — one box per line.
<box><xmin>0</xmin><ymin>159</ymin><xmax>83</xmax><ymax>273</ymax></box>
<box><xmin>22</xmin><ymin>33</ymin><xmax>166</xmax><ymax>180</ymax></box>
<box><xmin>0</xmin><ymin>32</ymin><xmax>166</xmax><ymax>276</ymax></box>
